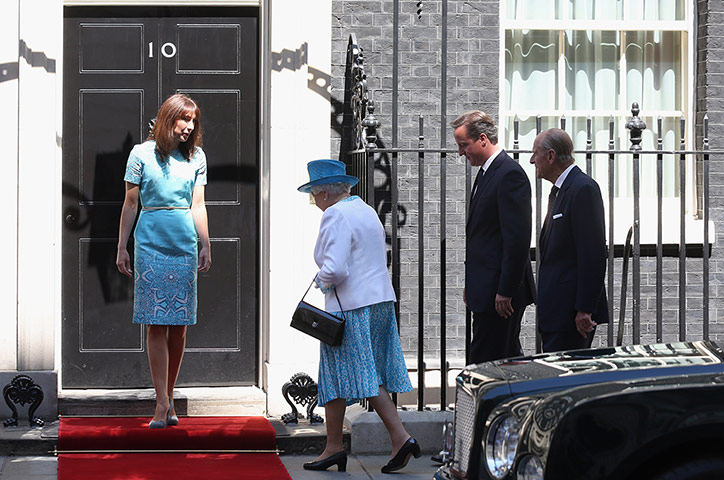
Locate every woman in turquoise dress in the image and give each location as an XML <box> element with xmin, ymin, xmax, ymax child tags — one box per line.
<box><xmin>297</xmin><ymin>159</ymin><xmax>420</xmax><ymax>474</ymax></box>
<box><xmin>116</xmin><ymin>94</ymin><xmax>211</xmax><ymax>429</ymax></box>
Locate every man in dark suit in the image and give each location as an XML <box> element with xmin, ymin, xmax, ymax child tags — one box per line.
<box><xmin>451</xmin><ymin>111</ymin><xmax>535</xmax><ymax>363</ymax></box>
<box><xmin>530</xmin><ymin>128</ymin><xmax>608</xmax><ymax>352</ymax></box>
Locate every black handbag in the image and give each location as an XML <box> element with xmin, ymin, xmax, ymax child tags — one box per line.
<box><xmin>291</xmin><ymin>280</ymin><xmax>346</xmax><ymax>346</ymax></box>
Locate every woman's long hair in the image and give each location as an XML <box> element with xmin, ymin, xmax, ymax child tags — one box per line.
<box><xmin>148</xmin><ymin>93</ymin><xmax>203</xmax><ymax>160</ymax></box>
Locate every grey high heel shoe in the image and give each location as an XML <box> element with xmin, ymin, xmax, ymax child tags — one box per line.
<box><xmin>166</xmin><ymin>401</ymin><xmax>179</xmax><ymax>426</ymax></box>
<box><xmin>148</xmin><ymin>417</ymin><xmax>166</xmax><ymax>429</ymax></box>
<box><xmin>149</xmin><ymin>403</ymin><xmax>169</xmax><ymax>429</ymax></box>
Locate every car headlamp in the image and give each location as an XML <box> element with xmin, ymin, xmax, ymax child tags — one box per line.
<box><xmin>517</xmin><ymin>455</ymin><xmax>543</xmax><ymax>480</ymax></box>
<box><xmin>485</xmin><ymin>414</ymin><xmax>520</xmax><ymax>478</ymax></box>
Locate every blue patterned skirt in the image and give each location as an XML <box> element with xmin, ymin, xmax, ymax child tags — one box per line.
<box><xmin>317</xmin><ymin>301</ymin><xmax>412</xmax><ymax>407</ymax></box>
<box><xmin>132</xmin><ymin>209</ymin><xmax>198</xmax><ymax>325</ymax></box>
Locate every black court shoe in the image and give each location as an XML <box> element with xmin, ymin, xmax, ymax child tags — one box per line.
<box><xmin>381</xmin><ymin>437</ymin><xmax>421</xmax><ymax>474</ymax></box>
<box><xmin>303</xmin><ymin>451</ymin><xmax>348</xmax><ymax>472</ymax></box>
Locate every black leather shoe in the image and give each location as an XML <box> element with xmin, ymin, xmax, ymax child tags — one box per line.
<box><xmin>303</xmin><ymin>451</ymin><xmax>347</xmax><ymax>472</ymax></box>
<box><xmin>381</xmin><ymin>437</ymin><xmax>421</xmax><ymax>473</ymax></box>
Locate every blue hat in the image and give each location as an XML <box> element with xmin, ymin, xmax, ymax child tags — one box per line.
<box><xmin>297</xmin><ymin>159</ymin><xmax>359</xmax><ymax>193</ymax></box>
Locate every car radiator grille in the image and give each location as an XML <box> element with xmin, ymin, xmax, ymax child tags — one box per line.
<box><xmin>452</xmin><ymin>384</ymin><xmax>476</xmax><ymax>475</ymax></box>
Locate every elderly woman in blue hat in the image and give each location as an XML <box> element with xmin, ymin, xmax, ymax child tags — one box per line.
<box><xmin>298</xmin><ymin>159</ymin><xmax>420</xmax><ymax>474</ymax></box>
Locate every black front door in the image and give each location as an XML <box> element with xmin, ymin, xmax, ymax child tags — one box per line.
<box><xmin>62</xmin><ymin>7</ymin><xmax>258</xmax><ymax>388</ymax></box>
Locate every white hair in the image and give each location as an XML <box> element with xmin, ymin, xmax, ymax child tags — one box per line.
<box><xmin>310</xmin><ymin>182</ymin><xmax>352</xmax><ymax>195</ymax></box>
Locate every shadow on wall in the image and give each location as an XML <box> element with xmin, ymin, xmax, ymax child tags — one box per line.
<box><xmin>271</xmin><ymin>41</ymin><xmax>410</xmax><ymax>263</ymax></box>
<box><xmin>307</xmin><ymin>62</ymin><xmax>409</xmax><ymax>265</ymax></box>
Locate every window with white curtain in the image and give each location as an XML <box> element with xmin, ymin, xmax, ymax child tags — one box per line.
<box><xmin>501</xmin><ymin>0</ymin><xmax>695</xmax><ymax>243</ymax></box>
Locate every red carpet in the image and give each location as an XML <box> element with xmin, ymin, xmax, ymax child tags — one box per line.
<box><xmin>58</xmin><ymin>453</ymin><xmax>290</xmax><ymax>479</ymax></box>
<box><xmin>58</xmin><ymin>417</ymin><xmax>291</xmax><ymax>479</ymax></box>
<box><xmin>59</xmin><ymin>416</ymin><xmax>276</xmax><ymax>451</ymax></box>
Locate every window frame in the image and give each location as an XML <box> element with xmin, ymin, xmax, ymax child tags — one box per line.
<box><xmin>499</xmin><ymin>0</ymin><xmax>698</xmax><ymax>242</ymax></box>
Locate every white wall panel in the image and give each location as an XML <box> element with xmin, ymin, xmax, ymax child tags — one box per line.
<box><xmin>16</xmin><ymin>0</ymin><xmax>62</xmax><ymax>370</ymax></box>
<box><xmin>0</xmin><ymin>0</ymin><xmax>20</xmax><ymax>371</ymax></box>
<box><xmin>266</xmin><ymin>0</ymin><xmax>333</xmax><ymax>414</ymax></box>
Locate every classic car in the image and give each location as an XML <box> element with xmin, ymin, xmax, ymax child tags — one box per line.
<box><xmin>434</xmin><ymin>341</ymin><xmax>724</xmax><ymax>480</ymax></box>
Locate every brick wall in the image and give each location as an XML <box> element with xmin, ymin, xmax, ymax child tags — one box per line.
<box><xmin>696</xmin><ymin>0</ymin><xmax>724</xmax><ymax>342</ymax></box>
<box><xmin>332</xmin><ymin>0</ymin><xmax>723</xmax><ymax>365</ymax></box>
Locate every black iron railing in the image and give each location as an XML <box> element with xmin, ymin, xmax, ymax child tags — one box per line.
<box><xmin>339</xmin><ymin>32</ymin><xmax>719</xmax><ymax>412</ymax></box>
<box><xmin>349</xmin><ymin>104</ymin><xmax>720</xmax><ymax>411</ymax></box>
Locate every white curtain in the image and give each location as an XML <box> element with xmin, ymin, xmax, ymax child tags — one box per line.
<box><xmin>507</xmin><ymin>0</ymin><xmax>681</xmax><ymax>21</ymax></box>
<box><xmin>503</xmin><ymin>0</ymin><xmax>684</xmax><ymax>199</ymax></box>
<box><xmin>626</xmin><ymin>0</ymin><xmax>682</xmax><ymax>21</ymax></box>
<box><xmin>564</xmin><ymin>30</ymin><xmax>619</xmax><ymax>111</ymax></box>
<box><xmin>626</xmin><ymin>31</ymin><xmax>681</xmax><ymax>112</ymax></box>
<box><xmin>571</xmin><ymin>0</ymin><xmax>622</xmax><ymax>20</ymax></box>
<box><xmin>504</xmin><ymin>30</ymin><xmax>557</xmax><ymax>112</ymax></box>
<box><xmin>506</xmin><ymin>0</ymin><xmax>557</xmax><ymax>20</ymax></box>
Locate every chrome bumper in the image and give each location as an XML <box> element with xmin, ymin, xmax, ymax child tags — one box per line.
<box><xmin>433</xmin><ymin>465</ymin><xmax>455</xmax><ymax>480</ymax></box>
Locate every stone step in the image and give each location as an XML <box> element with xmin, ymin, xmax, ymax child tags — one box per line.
<box><xmin>58</xmin><ymin>386</ymin><xmax>266</xmax><ymax>417</ymax></box>
<box><xmin>0</xmin><ymin>421</ymin><xmax>58</xmax><ymax>456</ymax></box>
<box><xmin>0</xmin><ymin>419</ymin><xmax>340</xmax><ymax>457</ymax></box>
<box><xmin>0</xmin><ymin>410</ymin><xmax>449</xmax><ymax>458</ymax></box>
<box><xmin>271</xmin><ymin>418</ymin><xmax>350</xmax><ymax>455</ymax></box>
<box><xmin>1</xmin><ymin>386</ymin><xmax>451</xmax><ymax>458</ymax></box>
<box><xmin>272</xmin><ymin>405</ymin><xmax>451</xmax><ymax>457</ymax></box>
<box><xmin>343</xmin><ymin>404</ymin><xmax>451</xmax><ymax>455</ymax></box>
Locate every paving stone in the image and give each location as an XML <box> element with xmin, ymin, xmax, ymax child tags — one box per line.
<box><xmin>0</xmin><ymin>456</ymin><xmax>57</xmax><ymax>478</ymax></box>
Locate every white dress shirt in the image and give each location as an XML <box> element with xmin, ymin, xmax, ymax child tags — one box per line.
<box><xmin>472</xmin><ymin>148</ymin><xmax>503</xmax><ymax>197</ymax></box>
<box><xmin>554</xmin><ymin>163</ymin><xmax>577</xmax><ymax>189</ymax></box>
<box><xmin>482</xmin><ymin>147</ymin><xmax>503</xmax><ymax>174</ymax></box>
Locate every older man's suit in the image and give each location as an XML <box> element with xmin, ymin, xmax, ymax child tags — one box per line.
<box><xmin>537</xmin><ymin>165</ymin><xmax>608</xmax><ymax>352</ymax></box>
<box><xmin>466</xmin><ymin>150</ymin><xmax>535</xmax><ymax>363</ymax></box>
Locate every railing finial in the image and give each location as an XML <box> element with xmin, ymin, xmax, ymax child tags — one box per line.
<box><xmin>362</xmin><ymin>100</ymin><xmax>380</xmax><ymax>149</ymax></box>
<box><xmin>626</xmin><ymin>102</ymin><xmax>647</xmax><ymax>151</ymax></box>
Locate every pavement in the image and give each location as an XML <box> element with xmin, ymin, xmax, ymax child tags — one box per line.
<box><xmin>0</xmin><ymin>454</ymin><xmax>439</xmax><ymax>479</ymax></box>
<box><xmin>282</xmin><ymin>454</ymin><xmax>439</xmax><ymax>479</ymax></box>
<box><xmin>0</xmin><ymin>456</ymin><xmax>56</xmax><ymax>480</ymax></box>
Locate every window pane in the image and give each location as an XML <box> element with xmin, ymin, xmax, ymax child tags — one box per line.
<box><xmin>505</xmin><ymin>0</ymin><xmax>558</xmax><ymax>20</ymax></box>
<box><xmin>568</xmin><ymin>0</ymin><xmax>623</xmax><ymax>20</ymax></box>
<box><xmin>503</xmin><ymin>115</ymin><xmax>559</xmax><ymax>149</ymax></box>
<box><xmin>504</xmin><ymin>30</ymin><xmax>558</xmax><ymax>111</ymax></box>
<box><xmin>502</xmin><ymin>115</ymin><xmax>560</xmax><ymax>185</ymax></box>
<box><xmin>625</xmin><ymin>31</ymin><xmax>682</xmax><ymax>111</ymax></box>
<box><xmin>568</xmin><ymin>116</ymin><xmax>619</xmax><ymax>197</ymax></box>
<box><xmin>564</xmin><ymin>31</ymin><xmax>620</xmax><ymax>110</ymax></box>
<box><xmin>604</xmin><ymin>116</ymin><xmax>682</xmax><ymax>198</ymax></box>
<box><xmin>503</xmin><ymin>115</ymin><xmax>681</xmax><ymax>199</ymax></box>
<box><xmin>625</xmin><ymin>0</ymin><xmax>684</xmax><ymax>21</ymax></box>
<box><xmin>639</xmin><ymin>116</ymin><xmax>682</xmax><ymax>198</ymax></box>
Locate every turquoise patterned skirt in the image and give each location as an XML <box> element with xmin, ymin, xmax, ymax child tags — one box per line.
<box><xmin>317</xmin><ymin>301</ymin><xmax>412</xmax><ymax>407</ymax></box>
<box><xmin>132</xmin><ymin>209</ymin><xmax>198</xmax><ymax>325</ymax></box>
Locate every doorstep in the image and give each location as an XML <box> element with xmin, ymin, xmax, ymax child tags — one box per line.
<box><xmin>0</xmin><ymin>421</ymin><xmax>58</xmax><ymax>456</ymax></box>
<box><xmin>271</xmin><ymin>418</ymin><xmax>350</xmax><ymax>455</ymax></box>
<box><xmin>58</xmin><ymin>386</ymin><xmax>266</xmax><ymax>416</ymax></box>
<box><xmin>0</xmin><ymin>418</ymin><xmax>342</xmax><ymax>457</ymax></box>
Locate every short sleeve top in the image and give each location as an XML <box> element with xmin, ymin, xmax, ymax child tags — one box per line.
<box><xmin>124</xmin><ymin>140</ymin><xmax>207</xmax><ymax>208</ymax></box>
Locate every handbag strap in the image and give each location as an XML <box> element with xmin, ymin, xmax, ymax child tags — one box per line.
<box><xmin>302</xmin><ymin>279</ymin><xmax>347</xmax><ymax>321</ymax></box>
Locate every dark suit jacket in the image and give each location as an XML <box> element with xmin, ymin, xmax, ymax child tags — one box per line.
<box><xmin>466</xmin><ymin>150</ymin><xmax>536</xmax><ymax>313</ymax></box>
<box><xmin>537</xmin><ymin>166</ymin><xmax>609</xmax><ymax>332</ymax></box>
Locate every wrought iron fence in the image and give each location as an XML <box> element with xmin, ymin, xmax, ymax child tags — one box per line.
<box><xmin>349</xmin><ymin>104</ymin><xmax>721</xmax><ymax>411</ymax></box>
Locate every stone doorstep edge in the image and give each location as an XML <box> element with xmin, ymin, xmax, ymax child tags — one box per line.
<box><xmin>344</xmin><ymin>405</ymin><xmax>453</xmax><ymax>455</ymax></box>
